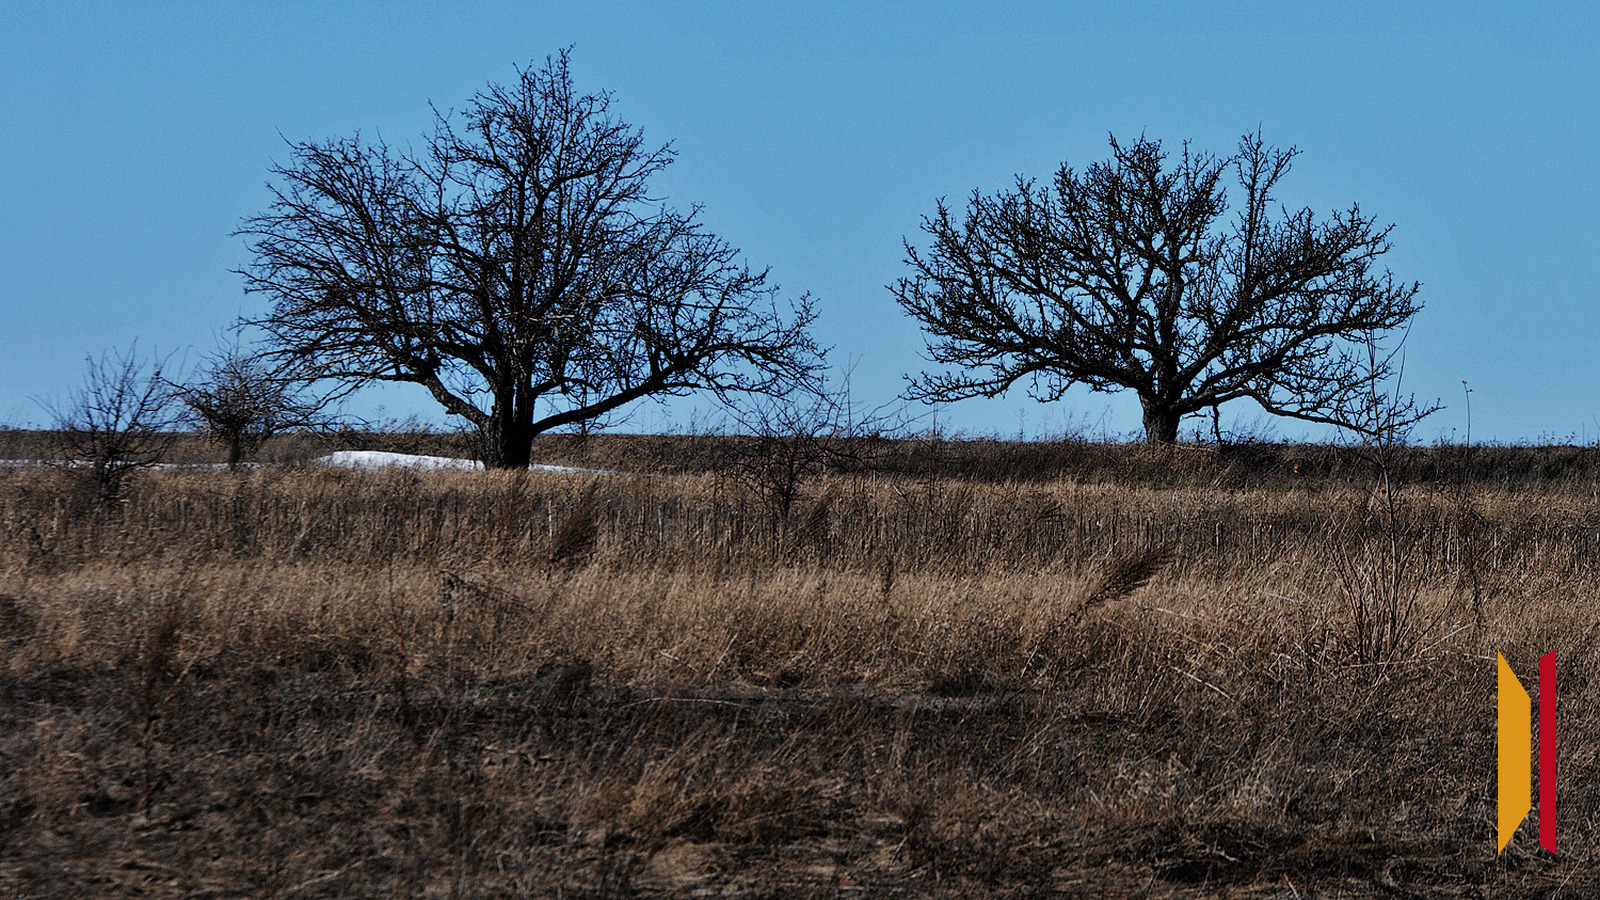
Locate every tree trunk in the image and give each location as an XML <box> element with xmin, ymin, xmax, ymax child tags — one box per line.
<box><xmin>226</xmin><ymin>434</ymin><xmax>244</xmax><ymax>472</ymax></box>
<box><xmin>1140</xmin><ymin>400</ymin><xmax>1181</xmax><ymax>444</ymax></box>
<box><xmin>480</xmin><ymin>400</ymin><xmax>535</xmax><ymax>469</ymax></box>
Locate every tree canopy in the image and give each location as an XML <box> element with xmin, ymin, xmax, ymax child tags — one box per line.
<box><xmin>240</xmin><ymin>51</ymin><xmax>820</xmax><ymax>468</ymax></box>
<box><xmin>894</xmin><ymin>133</ymin><xmax>1426</xmax><ymax>443</ymax></box>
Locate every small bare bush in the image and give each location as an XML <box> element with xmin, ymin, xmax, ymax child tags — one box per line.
<box><xmin>171</xmin><ymin>338</ymin><xmax>332</xmax><ymax>470</ymax></box>
<box><xmin>722</xmin><ymin>381</ymin><xmax>901</xmax><ymax>535</ymax></box>
<box><xmin>41</xmin><ymin>343</ymin><xmax>179</xmax><ymax>500</ymax></box>
<box><xmin>1326</xmin><ymin>333</ymin><xmax>1445</xmax><ymax>669</ymax></box>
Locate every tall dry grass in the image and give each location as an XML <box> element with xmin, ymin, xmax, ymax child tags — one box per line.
<box><xmin>1</xmin><ymin>451</ymin><xmax>1597</xmax><ymax>896</ymax></box>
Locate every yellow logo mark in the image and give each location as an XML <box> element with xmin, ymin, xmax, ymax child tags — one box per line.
<box><xmin>1498</xmin><ymin>652</ymin><xmax>1531</xmax><ymax>853</ymax></box>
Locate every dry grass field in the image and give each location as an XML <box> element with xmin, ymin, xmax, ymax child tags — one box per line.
<box><xmin>2</xmin><ymin>432</ymin><xmax>1598</xmax><ymax>897</ymax></box>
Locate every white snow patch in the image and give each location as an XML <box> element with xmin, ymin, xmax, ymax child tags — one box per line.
<box><xmin>0</xmin><ymin>451</ymin><xmax>616</xmax><ymax>476</ymax></box>
<box><xmin>318</xmin><ymin>450</ymin><xmax>483</xmax><ymax>471</ymax></box>
<box><xmin>0</xmin><ymin>459</ymin><xmax>246</xmax><ymax>471</ymax></box>
<box><xmin>314</xmin><ymin>450</ymin><xmax>614</xmax><ymax>476</ymax></box>
<box><xmin>532</xmin><ymin>463</ymin><xmax>612</xmax><ymax>475</ymax></box>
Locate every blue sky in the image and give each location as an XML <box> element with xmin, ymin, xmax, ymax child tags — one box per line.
<box><xmin>2</xmin><ymin>2</ymin><xmax>1597</xmax><ymax>443</ymax></box>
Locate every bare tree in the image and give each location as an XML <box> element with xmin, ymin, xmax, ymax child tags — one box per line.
<box><xmin>1327</xmin><ymin>331</ymin><xmax>1442</xmax><ymax>667</ymax></box>
<box><xmin>894</xmin><ymin>133</ymin><xmax>1426</xmax><ymax>443</ymax></box>
<box><xmin>42</xmin><ymin>344</ymin><xmax>179</xmax><ymax>499</ymax></box>
<box><xmin>171</xmin><ymin>338</ymin><xmax>332</xmax><ymax>470</ymax></box>
<box><xmin>239</xmin><ymin>50</ymin><xmax>821</xmax><ymax>469</ymax></box>
<box><xmin>723</xmin><ymin>378</ymin><xmax>901</xmax><ymax>528</ymax></box>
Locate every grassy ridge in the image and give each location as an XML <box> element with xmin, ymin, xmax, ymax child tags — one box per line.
<box><xmin>0</xmin><ymin>441</ymin><xmax>1595</xmax><ymax>896</ymax></box>
<box><xmin>11</xmin><ymin>426</ymin><xmax>1600</xmax><ymax>488</ymax></box>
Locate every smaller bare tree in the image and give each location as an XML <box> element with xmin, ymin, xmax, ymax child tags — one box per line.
<box><xmin>894</xmin><ymin>133</ymin><xmax>1427</xmax><ymax>444</ymax></box>
<box><xmin>172</xmin><ymin>340</ymin><xmax>332</xmax><ymax>470</ymax></box>
<box><xmin>42</xmin><ymin>344</ymin><xmax>180</xmax><ymax>500</ymax></box>
<box><xmin>1325</xmin><ymin>332</ymin><xmax>1443</xmax><ymax>669</ymax></box>
<box><xmin>723</xmin><ymin>376</ymin><xmax>902</xmax><ymax>532</ymax></box>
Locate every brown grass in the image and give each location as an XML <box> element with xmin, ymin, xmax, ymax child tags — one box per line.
<box><xmin>0</xmin><ymin>441</ymin><xmax>1596</xmax><ymax>896</ymax></box>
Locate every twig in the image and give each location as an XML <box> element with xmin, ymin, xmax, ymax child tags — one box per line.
<box><xmin>1172</xmin><ymin>667</ymin><xmax>1235</xmax><ymax>702</ymax></box>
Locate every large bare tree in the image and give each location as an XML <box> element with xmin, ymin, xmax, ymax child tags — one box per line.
<box><xmin>894</xmin><ymin>133</ymin><xmax>1426</xmax><ymax>443</ymax></box>
<box><xmin>240</xmin><ymin>51</ymin><xmax>820</xmax><ymax>468</ymax></box>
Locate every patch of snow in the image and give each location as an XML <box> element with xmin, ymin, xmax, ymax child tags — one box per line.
<box><xmin>313</xmin><ymin>450</ymin><xmax>617</xmax><ymax>476</ymax></box>
<box><xmin>0</xmin><ymin>451</ymin><xmax>618</xmax><ymax>476</ymax></box>
<box><xmin>317</xmin><ymin>450</ymin><xmax>483</xmax><ymax>471</ymax></box>
<box><xmin>0</xmin><ymin>459</ymin><xmax>246</xmax><ymax>471</ymax></box>
<box><xmin>533</xmin><ymin>463</ymin><xmax>611</xmax><ymax>475</ymax></box>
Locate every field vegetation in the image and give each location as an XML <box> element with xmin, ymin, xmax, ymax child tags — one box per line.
<box><xmin>1</xmin><ymin>430</ymin><xmax>1596</xmax><ymax>896</ymax></box>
